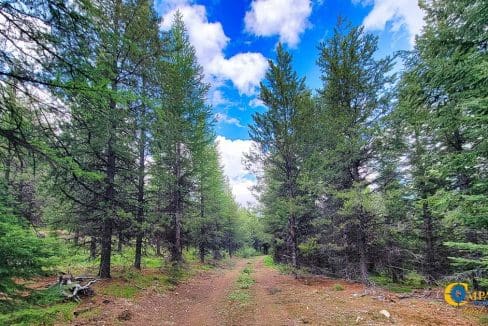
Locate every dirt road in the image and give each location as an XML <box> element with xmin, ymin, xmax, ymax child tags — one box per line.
<box><xmin>72</xmin><ymin>257</ymin><xmax>483</xmax><ymax>325</ymax></box>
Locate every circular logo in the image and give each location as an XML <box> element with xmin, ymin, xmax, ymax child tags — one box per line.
<box><xmin>444</xmin><ymin>283</ymin><xmax>469</xmax><ymax>306</ymax></box>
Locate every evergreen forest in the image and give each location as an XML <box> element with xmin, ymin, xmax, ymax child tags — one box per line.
<box><xmin>0</xmin><ymin>0</ymin><xmax>486</xmax><ymax>324</ymax></box>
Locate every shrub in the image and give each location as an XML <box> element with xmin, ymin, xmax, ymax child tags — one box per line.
<box><xmin>263</xmin><ymin>256</ymin><xmax>275</xmax><ymax>267</ymax></box>
<box><xmin>236</xmin><ymin>247</ymin><xmax>259</xmax><ymax>258</ymax></box>
<box><xmin>0</xmin><ymin>210</ymin><xmax>57</xmax><ymax>297</ymax></box>
<box><xmin>403</xmin><ymin>271</ymin><xmax>426</xmax><ymax>287</ymax></box>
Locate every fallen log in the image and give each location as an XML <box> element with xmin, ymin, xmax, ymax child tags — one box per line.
<box><xmin>64</xmin><ymin>279</ymin><xmax>98</xmax><ymax>302</ymax></box>
<box><xmin>56</xmin><ymin>275</ymin><xmax>99</xmax><ymax>302</ymax></box>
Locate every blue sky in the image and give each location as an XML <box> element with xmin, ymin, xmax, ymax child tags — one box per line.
<box><xmin>154</xmin><ymin>0</ymin><xmax>425</xmax><ymax>206</ymax></box>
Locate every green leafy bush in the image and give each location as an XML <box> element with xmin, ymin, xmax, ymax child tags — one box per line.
<box><xmin>0</xmin><ymin>210</ymin><xmax>57</xmax><ymax>296</ymax></box>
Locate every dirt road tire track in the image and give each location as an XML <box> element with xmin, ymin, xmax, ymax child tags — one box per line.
<box><xmin>71</xmin><ymin>257</ymin><xmax>481</xmax><ymax>325</ymax></box>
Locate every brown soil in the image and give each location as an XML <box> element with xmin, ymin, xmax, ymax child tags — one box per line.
<box><xmin>70</xmin><ymin>257</ymin><xmax>485</xmax><ymax>325</ymax></box>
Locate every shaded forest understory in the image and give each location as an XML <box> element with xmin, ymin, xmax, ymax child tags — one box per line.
<box><xmin>0</xmin><ymin>0</ymin><xmax>487</xmax><ymax>324</ymax></box>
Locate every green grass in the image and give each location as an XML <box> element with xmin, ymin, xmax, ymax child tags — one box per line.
<box><xmin>2</xmin><ymin>244</ymin><xmax>210</xmax><ymax>325</ymax></box>
<box><xmin>0</xmin><ymin>302</ymin><xmax>78</xmax><ymax>326</ymax></box>
<box><xmin>123</xmin><ymin>268</ymin><xmax>170</xmax><ymax>288</ymax></box>
<box><xmin>228</xmin><ymin>266</ymin><xmax>255</xmax><ymax>305</ymax></box>
<box><xmin>262</xmin><ymin>256</ymin><xmax>296</xmax><ymax>274</ymax></box>
<box><xmin>54</xmin><ymin>245</ymin><xmax>167</xmax><ymax>275</ymax></box>
<box><xmin>228</xmin><ymin>290</ymin><xmax>251</xmax><ymax>303</ymax></box>
<box><xmin>263</xmin><ymin>255</ymin><xmax>275</xmax><ymax>267</ymax></box>
<box><xmin>76</xmin><ymin>306</ymin><xmax>102</xmax><ymax>319</ymax></box>
<box><xmin>101</xmin><ymin>283</ymin><xmax>139</xmax><ymax>299</ymax></box>
<box><xmin>27</xmin><ymin>286</ymin><xmax>65</xmax><ymax>306</ymax></box>
<box><xmin>0</xmin><ymin>282</ymin><xmax>75</xmax><ymax>325</ymax></box>
<box><xmin>332</xmin><ymin>283</ymin><xmax>344</xmax><ymax>291</ymax></box>
<box><xmin>100</xmin><ymin>262</ymin><xmax>198</xmax><ymax>298</ymax></box>
<box><xmin>237</xmin><ymin>273</ymin><xmax>255</xmax><ymax>289</ymax></box>
<box><xmin>369</xmin><ymin>272</ymin><xmax>427</xmax><ymax>294</ymax></box>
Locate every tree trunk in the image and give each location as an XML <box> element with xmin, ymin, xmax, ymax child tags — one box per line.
<box><xmin>100</xmin><ymin>217</ymin><xmax>113</xmax><ymax>278</ymax></box>
<box><xmin>171</xmin><ymin>143</ymin><xmax>183</xmax><ymax>262</ymax></box>
<box><xmin>156</xmin><ymin>236</ymin><xmax>162</xmax><ymax>256</ymax></box>
<box><xmin>117</xmin><ymin>231</ymin><xmax>123</xmax><ymax>252</ymax></box>
<box><xmin>134</xmin><ymin>107</ymin><xmax>146</xmax><ymax>269</ymax></box>
<box><xmin>199</xmin><ymin>243</ymin><xmax>205</xmax><ymax>263</ymax></box>
<box><xmin>199</xmin><ymin>189</ymin><xmax>205</xmax><ymax>263</ymax></box>
<box><xmin>228</xmin><ymin>242</ymin><xmax>232</xmax><ymax>257</ymax></box>
<box><xmin>99</xmin><ymin>92</ymin><xmax>117</xmax><ymax>278</ymax></box>
<box><xmin>4</xmin><ymin>141</ymin><xmax>11</xmax><ymax>185</ymax></box>
<box><xmin>288</xmin><ymin>213</ymin><xmax>298</xmax><ymax>268</ymax></box>
<box><xmin>422</xmin><ymin>201</ymin><xmax>435</xmax><ymax>280</ymax></box>
<box><xmin>285</xmin><ymin>156</ymin><xmax>298</xmax><ymax>269</ymax></box>
<box><xmin>358</xmin><ymin>211</ymin><xmax>369</xmax><ymax>284</ymax></box>
<box><xmin>213</xmin><ymin>250</ymin><xmax>221</xmax><ymax>260</ymax></box>
<box><xmin>173</xmin><ymin>211</ymin><xmax>182</xmax><ymax>261</ymax></box>
<box><xmin>90</xmin><ymin>237</ymin><xmax>97</xmax><ymax>260</ymax></box>
<box><xmin>358</xmin><ymin>231</ymin><xmax>368</xmax><ymax>284</ymax></box>
<box><xmin>451</xmin><ymin>129</ymin><xmax>470</xmax><ymax>191</ymax></box>
<box><xmin>73</xmin><ymin>230</ymin><xmax>79</xmax><ymax>246</ymax></box>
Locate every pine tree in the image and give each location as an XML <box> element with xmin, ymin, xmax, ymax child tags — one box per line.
<box><xmin>51</xmin><ymin>0</ymin><xmax>160</xmax><ymax>277</ymax></box>
<box><xmin>249</xmin><ymin>43</ymin><xmax>313</xmax><ymax>268</ymax></box>
<box><xmin>396</xmin><ymin>0</ymin><xmax>488</xmax><ymax>277</ymax></box>
<box><xmin>123</xmin><ymin>0</ymin><xmax>163</xmax><ymax>270</ymax></box>
<box><xmin>151</xmin><ymin>13</ymin><xmax>212</xmax><ymax>262</ymax></box>
<box><xmin>315</xmin><ymin>20</ymin><xmax>394</xmax><ymax>283</ymax></box>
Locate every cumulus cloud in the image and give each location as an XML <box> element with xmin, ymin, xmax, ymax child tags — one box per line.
<box><xmin>358</xmin><ymin>0</ymin><xmax>425</xmax><ymax>46</ymax></box>
<box><xmin>244</xmin><ymin>0</ymin><xmax>312</xmax><ymax>47</ymax></box>
<box><xmin>215</xmin><ymin>136</ymin><xmax>257</xmax><ymax>207</ymax></box>
<box><xmin>160</xmin><ymin>3</ymin><xmax>268</xmax><ymax>95</ymax></box>
<box><xmin>208</xmin><ymin>53</ymin><xmax>269</xmax><ymax>96</ymax></box>
<box><xmin>214</xmin><ymin>112</ymin><xmax>244</xmax><ymax>128</ymax></box>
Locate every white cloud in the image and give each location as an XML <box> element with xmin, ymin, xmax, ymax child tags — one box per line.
<box><xmin>231</xmin><ymin>178</ymin><xmax>257</xmax><ymax>208</ymax></box>
<box><xmin>244</xmin><ymin>0</ymin><xmax>312</xmax><ymax>47</ymax></box>
<box><xmin>359</xmin><ymin>0</ymin><xmax>425</xmax><ymax>46</ymax></box>
<box><xmin>161</xmin><ymin>5</ymin><xmax>228</xmax><ymax>67</ymax></box>
<box><xmin>249</xmin><ymin>98</ymin><xmax>265</xmax><ymax>108</ymax></box>
<box><xmin>214</xmin><ymin>112</ymin><xmax>244</xmax><ymax>128</ymax></box>
<box><xmin>216</xmin><ymin>136</ymin><xmax>258</xmax><ymax>207</ymax></box>
<box><xmin>208</xmin><ymin>53</ymin><xmax>269</xmax><ymax>96</ymax></box>
<box><xmin>160</xmin><ymin>3</ymin><xmax>268</xmax><ymax>95</ymax></box>
<box><xmin>208</xmin><ymin>89</ymin><xmax>229</xmax><ymax>107</ymax></box>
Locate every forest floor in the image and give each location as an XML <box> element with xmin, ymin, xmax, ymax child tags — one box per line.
<box><xmin>66</xmin><ymin>256</ymin><xmax>487</xmax><ymax>326</ymax></box>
